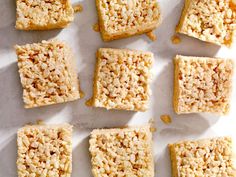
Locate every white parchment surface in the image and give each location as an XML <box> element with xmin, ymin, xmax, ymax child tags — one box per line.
<box><xmin>0</xmin><ymin>0</ymin><xmax>236</xmax><ymax>176</ymax></box>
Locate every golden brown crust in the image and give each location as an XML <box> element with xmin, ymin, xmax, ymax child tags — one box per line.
<box><xmin>173</xmin><ymin>58</ymin><xmax>181</xmax><ymax>114</ymax></box>
<box><xmin>169</xmin><ymin>144</ymin><xmax>178</xmax><ymax>177</ymax></box>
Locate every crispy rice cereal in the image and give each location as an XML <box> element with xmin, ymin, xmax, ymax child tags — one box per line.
<box><xmin>96</xmin><ymin>0</ymin><xmax>161</xmax><ymax>41</ymax></box>
<box><xmin>16</xmin><ymin>40</ymin><xmax>80</xmax><ymax>108</ymax></box>
<box><xmin>16</xmin><ymin>0</ymin><xmax>74</xmax><ymax>30</ymax></box>
<box><xmin>93</xmin><ymin>23</ymin><xmax>100</xmax><ymax>32</ymax></box>
<box><xmin>169</xmin><ymin>137</ymin><xmax>236</xmax><ymax>177</ymax></box>
<box><xmin>88</xmin><ymin>48</ymin><xmax>153</xmax><ymax>111</ymax></box>
<box><xmin>173</xmin><ymin>55</ymin><xmax>234</xmax><ymax>115</ymax></box>
<box><xmin>89</xmin><ymin>126</ymin><xmax>154</xmax><ymax>177</ymax></box>
<box><xmin>17</xmin><ymin>124</ymin><xmax>73</xmax><ymax>177</ymax></box>
<box><xmin>176</xmin><ymin>0</ymin><xmax>236</xmax><ymax>46</ymax></box>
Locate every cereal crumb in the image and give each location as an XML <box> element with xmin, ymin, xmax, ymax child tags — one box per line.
<box><xmin>80</xmin><ymin>91</ymin><xmax>85</xmax><ymax>98</ymax></box>
<box><xmin>150</xmin><ymin>127</ymin><xmax>157</xmax><ymax>132</ymax></box>
<box><xmin>148</xmin><ymin>118</ymin><xmax>156</xmax><ymax>132</ymax></box>
<box><xmin>160</xmin><ymin>115</ymin><xmax>172</xmax><ymax>124</ymax></box>
<box><xmin>36</xmin><ymin>120</ymin><xmax>45</xmax><ymax>125</ymax></box>
<box><xmin>93</xmin><ymin>23</ymin><xmax>100</xmax><ymax>32</ymax></box>
<box><xmin>146</xmin><ymin>31</ymin><xmax>157</xmax><ymax>41</ymax></box>
<box><xmin>171</xmin><ymin>35</ymin><xmax>181</xmax><ymax>44</ymax></box>
<box><xmin>85</xmin><ymin>99</ymin><xmax>93</xmax><ymax>107</ymax></box>
<box><xmin>25</xmin><ymin>122</ymin><xmax>33</xmax><ymax>126</ymax></box>
<box><xmin>73</xmin><ymin>4</ymin><xmax>83</xmax><ymax>13</ymax></box>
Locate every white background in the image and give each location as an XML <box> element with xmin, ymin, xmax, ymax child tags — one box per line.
<box><xmin>0</xmin><ymin>0</ymin><xmax>235</xmax><ymax>176</ymax></box>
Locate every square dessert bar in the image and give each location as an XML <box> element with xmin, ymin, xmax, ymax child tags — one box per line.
<box><xmin>169</xmin><ymin>137</ymin><xmax>236</xmax><ymax>177</ymax></box>
<box><xmin>89</xmin><ymin>48</ymin><xmax>153</xmax><ymax>111</ymax></box>
<box><xmin>176</xmin><ymin>0</ymin><xmax>236</xmax><ymax>46</ymax></box>
<box><xmin>16</xmin><ymin>0</ymin><xmax>74</xmax><ymax>30</ymax></box>
<box><xmin>17</xmin><ymin>124</ymin><xmax>73</xmax><ymax>177</ymax></box>
<box><xmin>173</xmin><ymin>55</ymin><xmax>234</xmax><ymax>115</ymax></box>
<box><xmin>89</xmin><ymin>126</ymin><xmax>154</xmax><ymax>177</ymax></box>
<box><xmin>96</xmin><ymin>0</ymin><xmax>161</xmax><ymax>41</ymax></box>
<box><xmin>16</xmin><ymin>40</ymin><xmax>81</xmax><ymax>108</ymax></box>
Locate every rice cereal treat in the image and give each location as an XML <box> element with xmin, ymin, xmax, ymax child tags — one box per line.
<box><xmin>176</xmin><ymin>0</ymin><xmax>236</xmax><ymax>46</ymax></box>
<box><xmin>89</xmin><ymin>126</ymin><xmax>154</xmax><ymax>177</ymax></box>
<box><xmin>16</xmin><ymin>40</ymin><xmax>81</xmax><ymax>108</ymax></box>
<box><xmin>17</xmin><ymin>124</ymin><xmax>73</xmax><ymax>177</ymax></box>
<box><xmin>169</xmin><ymin>137</ymin><xmax>236</xmax><ymax>177</ymax></box>
<box><xmin>16</xmin><ymin>0</ymin><xmax>74</xmax><ymax>30</ymax></box>
<box><xmin>96</xmin><ymin>0</ymin><xmax>161</xmax><ymax>41</ymax></box>
<box><xmin>173</xmin><ymin>55</ymin><xmax>234</xmax><ymax>115</ymax></box>
<box><xmin>88</xmin><ymin>48</ymin><xmax>153</xmax><ymax>111</ymax></box>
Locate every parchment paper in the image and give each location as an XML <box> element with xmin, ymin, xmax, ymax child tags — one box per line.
<box><xmin>0</xmin><ymin>0</ymin><xmax>236</xmax><ymax>176</ymax></box>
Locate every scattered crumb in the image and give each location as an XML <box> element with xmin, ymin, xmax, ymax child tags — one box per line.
<box><xmin>171</xmin><ymin>35</ymin><xmax>181</xmax><ymax>44</ymax></box>
<box><xmin>146</xmin><ymin>31</ymin><xmax>157</xmax><ymax>41</ymax></box>
<box><xmin>148</xmin><ymin>118</ymin><xmax>157</xmax><ymax>132</ymax></box>
<box><xmin>93</xmin><ymin>23</ymin><xmax>100</xmax><ymax>32</ymax></box>
<box><xmin>150</xmin><ymin>127</ymin><xmax>157</xmax><ymax>132</ymax></box>
<box><xmin>25</xmin><ymin>120</ymin><xmax>44</xmax><ymax>126</ymax></box>
<box><xmin>36</xmin><ymin>120</ymin><xmax>45</xmax><ymax>125</ymax></box>
<box><xmin>160</xmin><ymin>115</ymin><xmax>172</xmax><ymax>124</ymax></box>
<box><xmin>80</xmin><ymin>91</ymin><xmax>85</xmax><ymax>98</ymax></box>
<box><xmin>85</xmin><ymin>99</ymin><xmax>93</xmax><ymax>106</ymax></box>
<box><xmin>73</xmin><ymin>4</ymin><xmax>83</xmax><ymax>13</ymax></box>
<box><xmin>148</xmin><ymin>118</ymin><xmax>155</xmax><ymax>125</ymax></box>
<box><xmin>25</xmin><ymin>122</ymin><xmax>33</xmax><ymax>126</ymax></box>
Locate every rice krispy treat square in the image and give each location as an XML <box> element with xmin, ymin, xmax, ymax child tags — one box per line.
<box><xmin>89</xmin><ymin>126</ymin><xmax>154</xmax><ymax>177</ymax></box>
<box><xmin>17</xmin><ymin>124</ymin><xmax>73</xmax><ymax>177</ymax></box>
<box><xmin>176</xmin><ymin>0</ymin><xmax>236</xmax><ymax>46</ymax></box>
<box><xmin>96</xmin><ymin>0</ymin><xmax>161</xmax><ymax>41</ymax></box>
<box><xmin>169</xmin><ymin>137</ymin><xmax>236</xmax><ymax>177</ymax></box>
<box><xmin>16</xmin><ymin>0</ymin><xmax>74</xmax><ymax>30</ymax></box>
<box><xmin>88</xmin><ymin>48</ymin><xmax>153</xmax><ymax>111</ymax></box>
<box><xmin>173</xmin><ymin>55</ymin><xmax>234</xmax><ymax>115</ymax></box>
<box><xmin>16</xmin><ymin>40</ymin><xmax>81</xmax><ymax>108</ymax></box>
